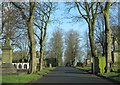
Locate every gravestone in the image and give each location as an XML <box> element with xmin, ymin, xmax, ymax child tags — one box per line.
<box><xmin>91</xmin><ymin>57</ymin><xmax>100</xmax><ymax>74</ymax></box>
<box><xmin>112</xmin><ymin>39</ymin><xmax>120</xmax><ymax>72</ymax></box>
<box><xmin>1</xmin><ymin>46</ymin><xmax>17</xmax><ymax>75</ymax></box>
<box><xmin>49</xmin><ymin>64</ymin><xmax>52</xmax><ymax>68</ymax></box>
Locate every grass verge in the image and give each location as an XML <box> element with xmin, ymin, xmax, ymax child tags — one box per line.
<box><xmin>75</xmin><ymin>66</ymin><xmax>91</xmax><ymax>70</ymax></box>
<box><xmin>2</xmin><ymin>67</ymin><xmax>56</xmax><ymax>84</ymax></box>
<box><xmin>98</xmin><ymin>72</ymin><xmax>120</xmax><ymax>82</ymax></box>
<box><xmin>75</xmin><ymin>66</ymin><xmax>120</xmax><ymax>83</ymax></box>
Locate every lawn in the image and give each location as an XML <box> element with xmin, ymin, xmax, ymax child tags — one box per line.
<box><xmin>75</xmin><ymin>66</ymin><xmax>120</xmax><ymax>82</ymax></box>
<box><xmin>99</xmin><ymin>72</ymin><xmax>120</xmax><ymax>82</ymax></box>
<box><xmin>75</xmin><ymin>66</ymin><xmax>91</xmax><ymax>70</ymax></box>
<box><xmin>2</xmin><ymin>67</ymin><xmax>56</xmax><ymax>84</ymax></box>
<box><xmin>2</xmin><ymin>74</ymin><xmax>40</xmax><ymax>84</ymax></box>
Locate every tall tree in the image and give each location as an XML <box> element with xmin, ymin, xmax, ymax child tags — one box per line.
<box><xmin>12</xmin><ymin>2</ymin><xmax>37</xmax><ymax>74</ymax></box>
<box><xmin>34</xmin><ymin>2</ymin><xmax>54</xmax><ymax>71</ymax></box>
<box><xmin>73</xmin><ymin>2</ymin><xmax>99</xmax><ymax>74</ymax></box>
<box><xmin>48</xmin><ymin>28</ymin><xmax>63</xmax><ymax>66</ymax></box>
<box><xmin>65</xmin><ymin>30</ymin><xmax>80</xmax><ymax>66</ymax></box>
<box><xmin>99</xmin><ymin>2</ymin><xmax>113</xmax><ymax>73</ymax></box>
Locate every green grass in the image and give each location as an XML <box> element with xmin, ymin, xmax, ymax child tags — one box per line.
<box><xmin>37</xmin><ymin>67</ymin><xmax>56</xmax><ymax>75</ymax></box>
<box><xmin>75</xmin><ymin>66</ymin><xmax>91</xmax><ymax>70</ymax></box>
<box><xmin>76</xmin><ymin>66</ymin><xmax>120</xmax><ymax>82</ymax></box>
<box><xmin>2</xmin><ymin>67</ymin><xmax>55</xmax><ymax>84</ymax></box>
<box><xmin>0</xmin><ymin>76</ymin><xmax>2</xmax><ymax>84</ymax></box>
<box><xmin>2</xmin><ymin>74</ymin><xmax>40</xmax><ymax>83</ymax></box>
<box><xmin>99</xmin><ymin>72</ymin><xmax>120</xmax><ymax>82</ymax></box>
<box><xmin>99</xmin><ymin>72</ymin><xmax>120</xmax><ymax>77</ymax></box>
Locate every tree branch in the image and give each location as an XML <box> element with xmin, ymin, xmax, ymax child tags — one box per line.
<box><xmin>75</xmin><ymin>2</ymin><xmax>88</xmax><ymax>23</ymax></box>
<box><xmin>12</xmin><ymin>2</ymin><xmax>27</xmax><ymax>22</ymax></box>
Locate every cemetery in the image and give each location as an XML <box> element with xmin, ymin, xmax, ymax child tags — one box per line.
<box><xmin>0</xmin><ymin>0</ymin><xmax>120</xmax><ymax>84</ymax></box>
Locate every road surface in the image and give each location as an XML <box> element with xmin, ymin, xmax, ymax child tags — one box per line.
<box><xmin>29</xmin><ymin>67</ymin><xmax>118</xmax><ymax>84</ymax></box>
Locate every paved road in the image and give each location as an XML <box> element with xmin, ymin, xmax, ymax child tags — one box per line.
<box><xmin>30</xmin><ymin>67</ymin><xmax>117</xmax><ymax>84</ymax></box>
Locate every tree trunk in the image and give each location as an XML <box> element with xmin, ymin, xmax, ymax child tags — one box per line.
<box><xmin>39</xmin><ymin>28</ymin><xmax>47</xmax><ymax>71</ymax></box>
<box><xmin>89</xmin><ymin>24</ymin><xmax>97</xmax><ymax>58</ymax></box>
<box><xmin>39</xmin><ymin>46</ymin><xmax>43</xmax><ymax>71</ymax></box>
<box><xmin>102</xmin><ymin>46</ymin><xmax>105</xmax><ymax>56</ymax></box>
<box><xmin>39</xmin><ymin>30</ymin><xmax>43</xmax><ymax>71</ymax></box>
<box><xmin>88</xmin><ymin>22</ymin><xmax>97</xmax><ymax>74</ymax></box>
<box><xmin>27</xmin><ymin>20</ymin><xmax>36</xmax><ymax>74</ymax></box>
<box><xmin>57</xmin><ymin>52</ymin><xmax>62</xmax><ymax>66</ymax></box>
<box><xmin>12</xmin><ymin>2</ymin><xmax>37</xmax><ymax>74</ymax></box>
<box><xmin>104</xmin><ymin>9</ymin><xmax>112</xmax><ymax>73</ymax></box>
<box><xmin>27</xmin><ymin>2</ymin><xmax>36</xmax><ymax>74</ymax></box>
<box><xmin>58</xmin><ymin>58</ymin><xmax>62</xmax><ymax>66</ymax></box>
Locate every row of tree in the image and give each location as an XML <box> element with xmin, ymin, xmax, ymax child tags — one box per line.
<box><xmin>65</xmin><ymin>2</ymin><xmax>118</xmax><ymax>73</ymax></box>
<box><xmin>47</xmin><ymin>29</ymin><xmax>82</xmax><ymax>66</ymax></box>
<box><xmin>1</xmin><ymin>1</ymin><xmax>55</xmax><ymax>74</ymax></box>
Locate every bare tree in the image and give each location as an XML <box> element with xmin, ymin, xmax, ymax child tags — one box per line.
<box><xmin>99</xmin><ymin>2</ymin><xmax>113</xmax><ymax>73</ymax></box>
<box><xmin>34</xmin><ymin>2</ymin><xmax>54</xmax><ymax>71</ymax></box>
<box><xmin>13</xmin><ymin>33</ymin><xmax>29</xmax><ymax>61</ymax></box>
<box><xmin>48</xmin><ymin>28</ymin><xmax>64</xmax><ymax>66</ymax></box>
<box><xmin>65</xmin><ymin>2</ymin><xmax>99</xmax><ymax>73</ymax></box>
<box><xmin>1</xmin><ymin>3</ymin><xmax>26</xmax><ymax>46</ymax></box>
<box><xmin>95</xmin><ymin>15</ymin><xmax>106</xmax><ymax>56</ymax></box>
<box><xmin>12</xmin><ymin>2</ymin><xmax>37</xmax><ymax>74</ymax></box>
<box><xmin>65</xmin><ymin>29</ymin><xmax>81</xmax><ymax>66</ymax></box>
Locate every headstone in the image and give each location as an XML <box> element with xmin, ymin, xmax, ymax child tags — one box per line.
<box><xmin>112</xmin><ymin>39</ymin><xmax>120</xmax><ymax>72</ymax></box>
<box><xmin>1</xmin><ymin>46</ymin><xmax>17</xmax><ymax>75</ymax></box>
<box><xmin>49</xmin><ymin>64</ymin><xmax>52</xmax><ymax>68</ymax></box>
<box><xmin>112</xmin><ymin>51</ymin><xmax>120</xmax><ymax>72</ymax></box>
<box><xmin>91</xmin><ymin>57</ymin><xmax>100</xmax><ymax>74</ymax></box>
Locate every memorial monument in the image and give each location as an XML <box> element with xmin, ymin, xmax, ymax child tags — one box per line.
<box><xmin>112</xmin><ymin>37</ymin><xmax>120</xmax><ymax>72</ymax></box>
<box><xmin>1</xmin><ymin>37</ymin><xmax>17</xmax><ymax>75</ymax></box>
